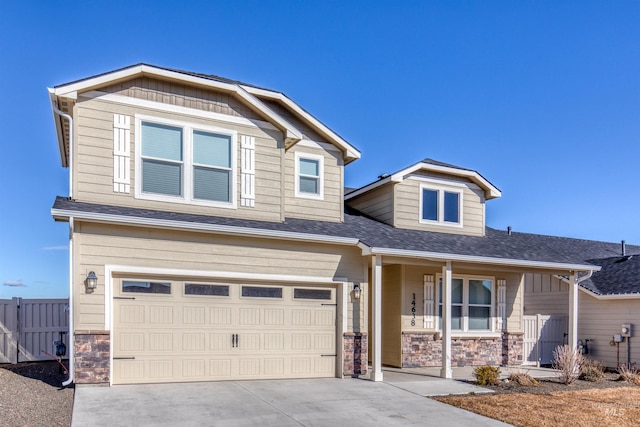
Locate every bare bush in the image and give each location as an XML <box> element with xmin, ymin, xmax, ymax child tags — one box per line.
<box><xmin>508</xmin><ymin>370</ymin><xmax>539</xmax><ymax>386</ymax></box>
<box><xmin>617</xmin><ymin>365</ymin><xmax>640</xmax><ymax>385</ymax></box>
<box><xmin>552</xmin><ymin>345</ymin><xmax>584</xmax><ymax>385</ymax></box>
<box><xmin>579</xmin><ymin>359</ymin><xmax>605</xmax><ymax>382</ymax></box>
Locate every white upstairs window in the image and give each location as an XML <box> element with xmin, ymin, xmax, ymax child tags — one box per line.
<box><xmin>420</xmin><ymin>183</ymin><xmax>463</xmax><ymax>226</ymax></box>
<box><xmin>135</xmin><ymin>115</ymin><xmax>237</xmax><ymax>208</ymax></box>
<box><xmin>295</xmin><ymin>152</ymin><xmax>324</xmax><ymax>199</ymax></box>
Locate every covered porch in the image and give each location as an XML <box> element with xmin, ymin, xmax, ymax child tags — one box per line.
<box><xmin>364</xmin><ymin>251</ymin><xmax>595</xmax><ymax>381</ymax></box>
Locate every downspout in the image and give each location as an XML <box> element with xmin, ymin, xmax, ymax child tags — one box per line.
<box><xmin>50</xmin><ymin>98</ymin><xmax>74</xmax><ymax>198</ymax></box>
<box><xmin>575</xmin><ymin>270</ymin><xmax>593</xmax><ymax>286</ymax></box>
<box><xmin>62</xmin><ymin>217</ymin><xmax>74</xmax><ymax>387</ymax></box>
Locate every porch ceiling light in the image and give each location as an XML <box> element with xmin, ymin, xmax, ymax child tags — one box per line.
<box><xmin>85</xmin><ymin>271</ymin><xmax>98</xmax><ymax>293</ymax></box>
<box><xmin>352</xmin><ymin>283</ymin><xmax>361</xmax><ymax>300</ymax></box>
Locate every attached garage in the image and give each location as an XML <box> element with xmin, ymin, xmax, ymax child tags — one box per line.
<box><xmin>112</xmin><ymin>278</ymin><xmax>338</xmax><ymax>385</ymax></box>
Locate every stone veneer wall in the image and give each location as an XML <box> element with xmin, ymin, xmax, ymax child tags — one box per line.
<box><xmin>74</xmin><ymin>330</ymin><xmax>110</xmax><ymax>384</ymax></box>
<box><xmin>501</xmin><ymin>332</ymin><xmax>524</xmax><ymax>365</ymax></box>
<box><xmin>402</xmin><ymin>332</ymin><xmax>524</xmax><ymax>367</ymax></box>
<box><xmin>343</xmin><ymin>333</ymin><xmax>368</xmax><ymax>376</ymax></box>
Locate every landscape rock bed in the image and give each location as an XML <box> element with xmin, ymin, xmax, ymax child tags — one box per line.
<box><xmin>0</xmin><ymin>361</ymin><xmax>73</xmax><ymax>427</ymax></box>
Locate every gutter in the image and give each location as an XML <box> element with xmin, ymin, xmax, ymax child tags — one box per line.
<box><xmin>50</xmin><ymin>208</ymin><xmax>361</xmax><ymax>247</ymax></box>
<box><xmin>360</xmin><ymin>244</ymin><xmax>601</xmax><ymax>272</ymax></box>
<box><xmin>49</xmin><ymin>89</ymin><xmax>73</xmax><ymax>197</ymax></box>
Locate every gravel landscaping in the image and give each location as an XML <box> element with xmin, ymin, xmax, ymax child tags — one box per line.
<box><xmin>0</xmin><ymin>361</ymin><xmax>74</xmax><ymax>427</ymax></box>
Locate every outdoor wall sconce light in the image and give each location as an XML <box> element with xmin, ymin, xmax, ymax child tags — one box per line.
<box><xmin>351</xmin><ymin>283</ymin><xmax>361</xmax><ymax>300</ymax></box>
<box><xmin>85</xmin><ymin>271</ymin><xmax>98</xmax><ymax>293</ymax></box>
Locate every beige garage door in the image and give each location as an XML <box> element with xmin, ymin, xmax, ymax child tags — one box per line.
<box><xmin>112</xmin><ymin>278</ymin><xmax>337</xmax><ymax>385</ymax></box>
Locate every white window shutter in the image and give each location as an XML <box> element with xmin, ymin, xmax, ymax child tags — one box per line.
<box><xmin>113</xmin><ymin>114</ymin><xmax>131</xmax><ymax>193</ymax></box>
<box><xmin>497</xmin><ymin>279</ymin><xmax>507</xmax><ymax>331</ymax></box>
<box><xmin>423</xmin><ymin>274</ymin><xmax>435</xmax><ymax>329</ymax></box>
<box><xmin>240</xmin><ymin>135</ymin><xmax>255</xmax><ymax>207</ymax></box>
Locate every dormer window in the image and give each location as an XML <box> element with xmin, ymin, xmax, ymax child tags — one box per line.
<box><xmin>420</xmin><ymin>183</ymin><xmax>463</xmax><ymax>226</ymax></box>
<box><xmin>295</xmin><ymin>152</ymin><xmax>324</xmax><ymax>199</ymax></box>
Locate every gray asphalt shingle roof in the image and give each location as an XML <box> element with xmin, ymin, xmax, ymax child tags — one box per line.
<box><xmin>52</xmin><ymin>197</ymin><xmax>640</xmax><ymax>295</ymax></box>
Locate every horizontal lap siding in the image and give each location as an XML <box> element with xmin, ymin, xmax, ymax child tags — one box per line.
<box><xmin>578</xmin><ymin>294</ymin><xmax>640</xmax><ymax>368</ymax></box>
<box><xmin>74</xmin><ymin>97</ymin><xmax>282</xmax><ymax>222</ymax></box>
<box><xmin>394</xmin><ymin>178</ymin><xmax>485</xmax><ymax>236</ymax></box>
<box><xmin>73</xmin><ymin>222</ymin><xmax>364</xmax><ymax>330</ymax></box>
<box><xmin>284</xmin><ymin>146</ymin><xmax>343</xmax><ymax>222</ymax></box>
<box><xmin>347</xmin><ymin>185</ymin><xmax>394</xmax><ymax>225</ymax></box>
<box><xmin>523</xmin><ymin>273</ymin><xmax>570</xmax><ymax>316</ymax></box>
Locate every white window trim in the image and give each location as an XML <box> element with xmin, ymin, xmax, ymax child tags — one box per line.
<box><xmin>294</xmin><ymin>151</ymin><xmax>324</xmax><ymax>200</ymax></box>
<box><xmin>135</xmin><ymin>114</ymin><xmax>237</xmax><ymax>209</ymax></box>
<box><xmin>419</xmin><ymin>182</ymin><xmax>464</xmax><ymax>228</ymax></box>
<box><xmin>436</xmin><ymin>274</ymin><xmax>495</xmax><ymax>333</ymax></box>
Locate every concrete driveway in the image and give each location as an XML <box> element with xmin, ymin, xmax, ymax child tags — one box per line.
<box><xmin>72</xmin><ymin>378</ymin><xmax>510</xmax><ymax>426</ymax></box>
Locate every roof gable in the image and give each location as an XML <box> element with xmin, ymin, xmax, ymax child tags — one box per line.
<box><xmin>49</xmin><ymin>63</ymin><xmax>360</xmax><ymax>166</ymax></box>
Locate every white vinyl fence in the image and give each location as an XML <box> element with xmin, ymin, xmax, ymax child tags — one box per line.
<box><xmin>0</xmin><ymin>298</ymin><xmax>69</xmax><ymax>364</ymax></box>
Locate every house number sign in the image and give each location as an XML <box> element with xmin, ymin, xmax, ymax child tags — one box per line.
<box><xmin>411</xmin><ymin>293</ymin><xmax>416</xmax><ymax>326</ymax></box>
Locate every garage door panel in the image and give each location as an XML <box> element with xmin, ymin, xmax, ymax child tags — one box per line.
<box><xmin>113</xmin><ymin>279</ymin><xmax>337</xmax><ymax>384</ymax></box>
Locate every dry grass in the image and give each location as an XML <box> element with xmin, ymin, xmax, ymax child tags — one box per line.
<box><xmin>435</xmin><ymin>387</ymin><xmax>640</xmax><ymax>427</ymax></box>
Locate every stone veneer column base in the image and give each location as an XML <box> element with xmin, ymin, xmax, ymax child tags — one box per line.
<box><xmin>74</xmin><ymin>330</ymin><xmax>110</xmax><ymax>384</ymax></box>
<box><xmin>501</xmin><ymin>332</ymin><xmax>524</xmax><ymax>366</ymax></box>
<box><xmin>343</xmin><ymin>333</ymin><xmax>368</xmax><ymax>376</ymax></box>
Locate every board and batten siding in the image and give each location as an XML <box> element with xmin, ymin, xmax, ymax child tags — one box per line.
<box><xmin>72</xmin><ymin>222</ymin><xmax>365</xmax><ymax>331</ymax></box>
<box><xmin>73</xmin><ymin>96</ymin><xmax>284</xmax><ymax>222</ymax></box>
<box><xmin>523</xmin><ymin>273</ymin><xmax>570</xmax><ymax>316</ymax></box>
<box><xmin>578</xmin><ymin>294</ymin><xmax>640</xmax><ymax>368</ymax></box>
<box><xmin>346</xmin><ymin>184</ymin><xmax>394</xmax><ymax>226</ymax></box>
<box><xmin>284</xmin><ymin>145</ymin><xmax>344</xmax><ymax>222</ymax></box>
<box><xmin>393</xmin><ymin>176</ymin><xmax>486</xmax><ymax>236</ymax></box>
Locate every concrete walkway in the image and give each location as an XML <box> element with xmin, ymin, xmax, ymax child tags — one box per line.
<box><xmin>72</xmin><ymin>377</ymin><xmax>510</xmax><ymax>426</ymax></box>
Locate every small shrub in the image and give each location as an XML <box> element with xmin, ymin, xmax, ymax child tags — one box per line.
<box><xmin>508</xmin><ymin>370</ymin><xmax>539</xmax><ymax>386</ymax></box>
<box><xmin>552</xmin><ymin>344</ymin><xmax>584</xmax><ymax>385</ymax></box>
<box><xmin>580</xmin><ymin>359</ymin><xmax>605</xmax><ymax>382</ymax></box>
<box><xmin>473</xmin><ymin>365</ymin><xmax>501</xmax><ymax>386</ymax></box>
<box><xmin>617</xmin><ymin>365</ymin><xmax>640</xmax><ymax>386</ymax></box>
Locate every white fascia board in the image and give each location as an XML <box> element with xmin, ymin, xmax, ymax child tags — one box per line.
<box><xmin>344</xmin><ymin>177</ymin><xmax>392</xmax><ymax>201</ymax></box>
<box><xmin>242</xmin><ymin>86</ymin><xmax>361</xmax><ymax>163</ymax></box>
<box><xmin>360</xmin><ymin>245</ymin><xmax>601</xmax><ymax>272</ymax></box>
<box><xmin>48</xmin><ymin>89</ymin><xmax>68</xmax><ymax>167</ymax></box>
<box><xmin>51</xmin><ymin>208</ymin><xmax>359</xmax><ymax>246</ymax></box>
<box><xmin>53</xmin><ymin>64</ymin><xmax>303</xmax><ymax>142</ymax></box>
<box><xmin>578</xmin><ymin>286</ymin><xmax>640</xmax><ymax>300</ymax></box>
<box><xmin>390</xmin><ymin>163</ymin><xmax>501</xmax><ymax>199</ymax></box>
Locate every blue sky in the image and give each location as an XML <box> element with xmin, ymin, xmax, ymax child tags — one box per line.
<box><xmin>1</xmin><ymin>1</ymin><xmax>638</xmax><ymax>298</ymax></box>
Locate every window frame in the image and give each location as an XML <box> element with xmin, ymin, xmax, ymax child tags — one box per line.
<box><xmin>135</xmin><ymin>114</ymin><xmax>237</xmax><ymax>209</ymax></box>
<box><xmin>419</xmin><ymin>182</ymin><xmax>464</xmax><ymax>227</ymax></box>
<box><xmin>294</xmin><ymin>151</ymin><xmax>324</xmax><ymax>200</ymax></box>
<box><xmin>436</xmin><ymin>274</ymin><xmax>495</xmax><ymax>334</ymax></box>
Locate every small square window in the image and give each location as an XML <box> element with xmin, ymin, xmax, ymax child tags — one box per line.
<box><xmin>241</xmin><ymin>286</ymin><xmax>282</xmax><ymax>298</ymax></box>
<box><xmin>123</xmin><ymin>281</ymin><xmax>171</xmax><ymax>294</ymax></box>
<box><xmin>420</xmin><ymin>185</ymin><xmax>462</xmax><ymax>226</ymax></box>
<box><xmin>295</xmin><ymin>153</ymin><xmax>324</xmax><ymax>199</ymax></box>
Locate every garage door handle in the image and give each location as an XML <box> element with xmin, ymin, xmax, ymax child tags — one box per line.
<box><xmin>114</xmin><ymin>297</ymin><xmax>136</xmax><ymax>300</ymax></box>
<box><xmin>232</xmin><ymin>334</ymin><xmax>238</xmax><ymax>348</ymax></box>
<box><xmin>320</xmin><ymin>354</ymin><xmax>337</xmax><ymax>357</ymax></box>
<box><xmin>114</xmin><ymin>357</ymin><xmax>136</xmax><ymax>360</ymax></box>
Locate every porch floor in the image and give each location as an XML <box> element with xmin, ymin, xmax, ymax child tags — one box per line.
<box><xmin>357</xmin><ymin>366</ymin><xmax>560</xmax><ymax>397</ymax></box>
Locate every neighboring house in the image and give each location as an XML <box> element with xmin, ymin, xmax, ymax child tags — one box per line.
<box><xmin>49</xmin><ymin>64</ymin><xmax>633</xmax><ymax>387</ymax></box>
<box><xmin>525</xmin><ymin>246</ymin><xmax>640</xmax><ymax>368</ymax></box>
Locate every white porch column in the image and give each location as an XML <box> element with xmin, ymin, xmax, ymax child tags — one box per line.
<box><xmin>568</xmin><ymin>272</ymin><xmax>578</xmax><ymax>349</ymax></box>
<box><xmin>441</xmin><ymin>261</ymin><xmax>452</xmax><ymax>379</ymax></box>
<box><xmin>371</xmin><ymin>254</ymin><xmax>383</xmax><ymax>381</ymax></box>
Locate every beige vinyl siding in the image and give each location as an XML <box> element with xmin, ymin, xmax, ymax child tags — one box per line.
<box><xmin>346</xmin><ymin>184</ymin><xmax>394</xmax><ymax>225</ymax></box>
<box><xmin>578</xmin><ymin>293</ymin><xmax>640</xmax><ymax>368</ymax></box>
<box><xmin>73</xmin><ymin>96</ymin><xmax>284</xmax><ymax>222</ymax></box>
<box><xmin>284</xmin><ymin>145</ymin><xmax>343</xmax><ymax>222</ymax></box>
<box><xmin>72</xmin><ymin>222</ymin><xmax>365</xmax><ymax>332</ymax></box>
<box><xmin>504</xmin><ymin>273</ymin><xmax>524</xmax><ymax>333</ymax></box>
<box><xmin>262</xmin><ymin>100</ymin><xmax>327</xmax><ymax>143</ymax></box>
<box><xmin>382</xmin><ymin>265</ymin><xmax>402</xmax><ymax>367</ymax></box>
<box><xmin>402</xmin><ymin>265</ymin><xmax>427</xmax><ymax>331</ymax></box>
<box><xmin>102</xmin><ymin>77</ymin><xmax>264</xmax><ymax>121</ymax></box>
<box><xmin>393</xmin><ymin>176</ymin><xmax>485</xmax><ymax>236</ymax></box>
<box><xmin>523</xmin><ymin>273</ymin><xmax>570</xmax><ymax>316</ymax></box>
